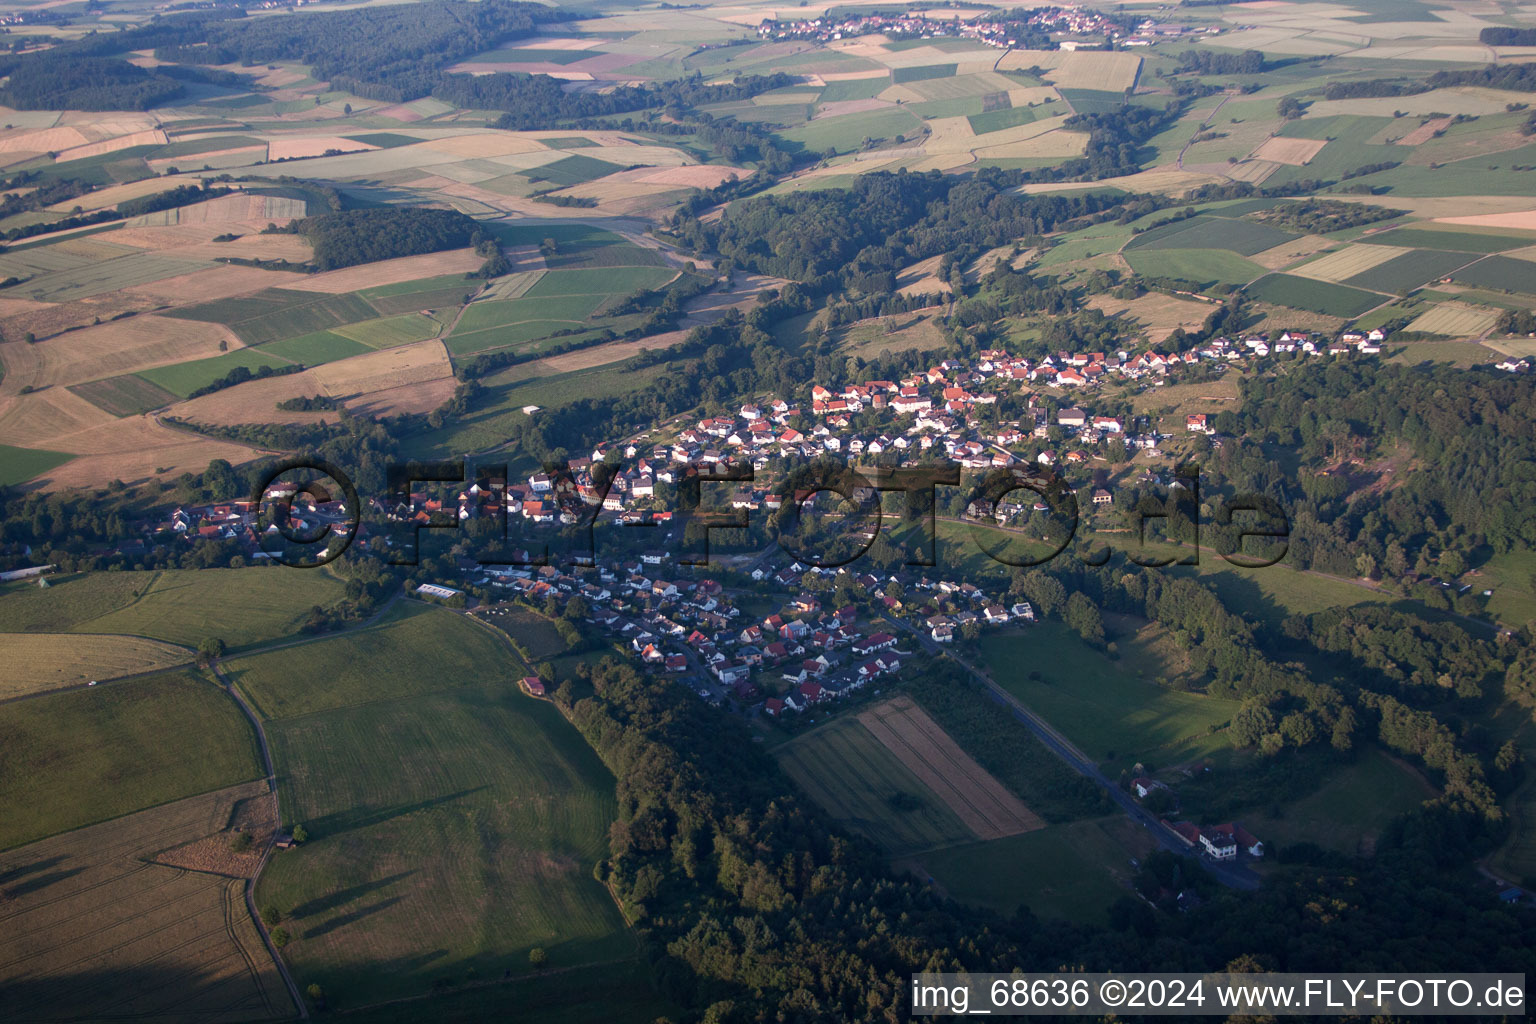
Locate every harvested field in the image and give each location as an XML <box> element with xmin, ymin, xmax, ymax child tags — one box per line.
<box><xmin>310</xmin><ymin>337</ymin><xmax>453</xmax><ymax>396</ymax></box>
<box><xmin>128</xmin><ymin>193</ymin><xmax>308</xmax><ymax>227</ymax></box>
<box><xmin>265</xmin><ymin>136</ymin><xmax>377</xmax><ymax>161</ymax></box>
<box><xmin>999</xmin><ymin>50</ymin><xmax>1141</xmax><ymax>91</ymax></box>
<box><xmin>1406</xmin><ymin>301</ymin><xmax>1500</xmax><ymax>336</ymax></box>
<box><xmin>120</xmin><ymin>264</ymin><xmax>309</xmax><ymax>304</ymax></box>
<box><xmin>55</xmin><ymin>128</ymin><xmax>167</xmax><ymax>163</ymax></box>
<box><xmin>1396</xmin><ymin>117</ymin><xmax>1454</xmax><ymax>147</ymax></box>
<box><xmin>1251</xmin><ymin>136</ymin><xmax>1328</xmax><ymax>166</ymax></box>
<box><xmin>633</xmin><ymin>163</ymin><xmax>747</xmax><ymax>187</ymax></box>
<box><xmin>0</xmin><ymin>125</ymin><xmax>92</xmax><ymax>157</ymax></box>
<box><xmin>1436</xmin><ymin>210</ymin><xmax>1536</xmax><ymax>231</ymax></box>
<box><xmin>858</xmin><ymin>696</ymin><xmax>1045</xmax><ymax>841</ymax></box>
<box><xmin>0</xmin><ymin>315</ymin><xmax>239</xmax><ymax>392</ymax></box>
<box><xmin>1088</xmin><ymin>292</ymin><xmax>1215</xmax><ymax>343</ymax></box>
<box><xmin>164</xmin><ymin>368</ymin><xmax>330</xmax><ymax>425</ymax></box>
<box><xmin>1248</xmin><ymin>233</ymin><xmax>1334</xmax><ymax>270</ymax></box>
<box><xmin>0</xmin><ymin>632</ymin><xmax>189</xmax><ymax>699</ymax></box>
<box><xmin>895</xmin><ymin>254</ymin><xmax>950</xmax><ymax>297</ymax></box>
<box><xmin>1291</xmin><ymin>244</ymin><xmax>1403</xmax><ymax>282</ymax></box>
<box><xmin>280</xmin><ymin>248</ymin><xmax>482</xmax><ymax>294</ymax></box>
<box><xmin>0</xmin><ymin>387</ymin><xmax>117</xmax><ymax>450</ymax></box>
<box><xmin>416</xmin><ymin>133</ymin><xmax>549</xmax><ymax>157</ymax></box>
<box><xmin>776</xmin><ymin>716</ymin><xmax>976</xmax><ymax>855</ymax></box>
<box><xmin>0</xmin><ymin>782</ymin><xmax>289</xmax><ymax>1023</ymax></box>
<box><xmin>22</xmin><ymin>416</ymin><xmax>265</xmax><ymax>491</ymax></box>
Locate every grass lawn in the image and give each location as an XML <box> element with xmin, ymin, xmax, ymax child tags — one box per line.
<box><xmin>1234</xmin><ymin>749</ymin><xmax>1434</xmax><ymax>857</ymax></box>
<box><xmin>979</xmin><ymin>623</ymin><xmax>1238</xmax><ymax>770</ymax></box>
<box><xmin>224</xmin><ymin>602</ymin><xmax>510</xmax><ymax>720</ymax></box>
<box><xmin>0</xmin><ymin>669</ymin><xmax>261</xmax><ymax>849</ymax></box>
<box><xmin>921</xmin><ymin>818</ymin><xmax>1137</xmax><ymax>923</ymax></box>
<box><xmin>775</xmin><ymin>716</ymin><xmax>975</xmax><ymax>856</ymax></box>
<box><xmin>257</xmin><ymin>682</ymin><xmax>630</xmax><ymax>1007</ymax></box>
<box><xmin>0</xmin><ymin>571</ymin><xmax>150</xmax><ymax>632</ymax></box>
<box><xmin>0</xmin><ymin>443</ymin><xmax>74</xmax><ymax>487</ymax></box>
<box><xmin>75</xmin><ymin>568</ymin><xmax>350</xmax><ymax>650</ymax></box>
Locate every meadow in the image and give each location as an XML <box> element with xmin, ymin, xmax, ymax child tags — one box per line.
<box><xmin>921</xmin><ymin>817</ymin><xmax>1140</xmax><ymax>923</ymax></box>
<box><xmin>0</xmin><ymin>571</ymin><xmax>150</xmax><ymax>632</ymax></box>
<box><xmin>0</xmin><ymin>442</ymin><xmax>74</xmax><ymax>487</ymax></box>
<box><xmin>223</xmin><ymin>601</ymin><xmax>509</xmax><ymax>720</ymax></box>
<box><xmin>1123</xmin><ymin>248</ymin><xmax>1263</xmax><ymax>287</ymax></box>
<box><xmin>68</xmin><ymin>567</ymin><xmax>350</xmax><ymax>649</ymax></box>
<box><xmin>136</xmin><ymin>346</ymin><xmax>295</xmax><ymax>398</ymax></box>
<box><xmin>978</xmin><ymin>623</ymin><xmax>1238</xmax><ymax>771</ymax></box>
<box><xmin>258</xmin><ymin>681</ymin><xmax>631</xmax><ymax>1007</ymax></box>
<box><xmin>775</xmin><ymin>715</ymin><xmax>977</xmax><ymax>855</ymax></box>
<box><xmin>1123</xmin><ymin>215</ymin><xmax>1297</xmax><ymax>257</ymax></box>
<box><xmin>0</xmin><ymin>669</ymin><xmax>261</xmax><ymax>849</ymax></box>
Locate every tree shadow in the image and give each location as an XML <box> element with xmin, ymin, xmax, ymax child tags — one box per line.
<box><xmin>290</xmin><ymin>869</ymin><xmax>416</xmax><ymax>919</ymax></box>
<box><xmin>303</xmin><ymin>895</ymin><xmax>406</xmax><ymax>940</ymax></box>
<box><xmin>301</xmin><ymin>786</ymin><xmax>488</xmax><ymax>839</ymax></box>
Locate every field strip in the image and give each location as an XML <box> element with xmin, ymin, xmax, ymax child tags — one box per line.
<box><xmin>857</xmin><ymin>697</ymin><xmax>1044</xmax><ymax>840</ymax></box>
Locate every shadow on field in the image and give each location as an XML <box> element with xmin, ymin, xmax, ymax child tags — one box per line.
<box><xmin>290</xmin><ymin>869</ymin><xmax>417</xmax><ymax>918</ymax></box>
<box><xmin>304</xmin><ymin>786</ymin><xmax>488</xmax><ymax>838</ymax></box>
<box><xmin>3</xmin><ymin>866</ymin><xmax>87</xmax><ymax>898</ymax></box>
<box><xmin>0</xmin><ymin>853</ymin><xmax>69</xmax><ymax>886</ymax></box>
<box><xmin>304</xmin><ymin>894</ymin><xmax>406</xmax><ymax>940</ymax></box>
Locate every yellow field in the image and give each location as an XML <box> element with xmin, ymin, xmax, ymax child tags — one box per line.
<box><xmin>998</xmin><ymin>50</ymin><xmax>1142</xmax><ymax>91</ymax></box>
<box><xmin>1407</xmin><ymin>302</ymin><xmax>1500</xmax><ymax>337</ymax></box>
<box><xmin>1290</xmin><ymin>244</ymin><xmax>1401</xmax><ymax>282</ymax></box>
<box><xmin>1251</xmin><ymin>136</ymin><xmax>1327</xmax><ymax>166</ymax></box>
<box><xmin>1250</xmin><ymin>233</ymin><xmax>1334</xmax><ymax>270</ymax></box>
<box><xmin>0</xmin><ymin>315</ymin><xmax>239</xmax><ymax>392</ymax></box>
<box><xmin>281</xmin><ymin>248</ymin><xmax>483</xmax><ymax>293</ymax></box>
<box><xmin>1436</xmin><ymin>210</ymin><xmax>1536</xmax><ymax>231</ymax></box>
<box><xmin>266</xmin><ymin>135</ymin><xmax>377</xmax><ymax>160</ymax></box>
<box><xmin>0</xmin><ymin>633</ymin><xmax>190</xmax><ymax>698</ymax></box>
<box><xmin>1089</xmin><ymin>292</ymin><xmax>1215</xmax><ymax>343</ymax></box>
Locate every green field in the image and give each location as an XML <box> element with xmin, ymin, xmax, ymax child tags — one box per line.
<box><xmin>1059</xmin><ymin>88</ymin><xmax>1128</xmax><ymax>114</ymax></box>
<box><xmin>1124</xmin><ymin>247</ymin><xmax>1264</xmax><ymax>287</ymax></box>
<box><xmin>0</xmin><ymin>571</ymin><xmax>150</xmax><ymax>632</ymax></box>
<box><xmin>1123</xmin><ymin>215</ymin><xmax>1297</xmax><ymax>257</ymax></box>
<box><xmin>358</xmin><ymin>275</ymin><xmax>477</xmax><ymax>316</ymax></box>
<box><xmin>259</xmin><ymin>329</ymin><xmax>372</xmax><ymax>365</ymax></box>
<box><xmin>777</xmin><ymin>108</ymin><xmax>924</xmax><ymax>155</ymax></box>
<box><xmin>526</xmin><ymin>153</ymin><xmax>624</xmax><ymax>187</ymax></box>
<box><xmin>488</xmin><ymin>224</ymin><xmax>668</xmax><ymax>272</ymax></box>
<box><xmin>66</xmin><ymin>374</ymin><xmax>180</xmax><ymax>416</ymax></box>
<box><xmin>892</xmin><ymin>64</ymin><xmax>956</xmax><ymax>84</ymax></box>
<box><xmin>820</xmin><ymin>77</ymin><xmax>889</xmax><ymax>103</ymax></box>
<box><xmin>0</xmin><ymin>442</ymin><xmax>74</xmax><ymax>487</ymax></box>
<box><xmin>1366</xmin><ymin>228</ymin><xmax>1534</xmax><ymax>253</ymax></box>
<box><xmin>1246</xmin><ymin>273</ymin><xmax>1384</xmax><ymax>317</ymax></box>
<box><xmin>257</xmin><ymin>682</ymin><xmax>630</xmax><ymax>1006</ymax></box>
<box><xmin>523</xmin><ymin>266</ymin><xmax>676</xmax><ymax>299</ymax></box>
<box><xmin>922</xmin><ymin>818</ymin><xmax>1134</xmax><ymax>923</ymax></box>
<box><xmin>967</xmin><ymin>104</ymin><xmax>1045</xmax><ymax>135</ymax></box>
<box><xmin>73</xmin><ymin>568</ymin><xmax>350</xmax><ymax>650</ymax></box>
<box><xmin>979</xmin><ymin>623</ymin><xmax>1238</xmax><ymax>770</ymax></box>
<box><xmin>1233</xmin><ymin>749</ymin><xmax>1434</xmax><ymax>856</ymax></box>
<box><xmin>775</xmin><ymin>716</ymin><xmax>975</xmax><ymax>855</ymax></box>
<box><xmin>0</xmin><ymin>669</ymin><xmax>261</xmax><ymax>849</ymax></box>
<box><xmin>1450</xmin><ymin>255</ymin><xmax>1536</xmax><ymax>294</ymax></box>
<box><xmin>224</xmin><ymin>602</ymin><xmax>510</xmax><ymax>719</ymax></box>
<box><xmin>163</xmin><ymin>288</ymin><xmax>381</xmax><ymax>346</ymax></box>
<box><xmin>479</xmin><ymin>604</ymin><xmax>571</xmax><ymax>662</ymax></box>
<box><xmin>135</xmin><ymin>346</ymin><xmax>295</xmax><ymax>398</ymax></box>
<box><xmin>1342</xmin><ymin>248</ymin><xmax>1479</xmax><ymax>295</ymax></box>
<box><xmin>332</xmin><ymin>312</ymin><xmax>447</xmax><ymax>348</ymax></box>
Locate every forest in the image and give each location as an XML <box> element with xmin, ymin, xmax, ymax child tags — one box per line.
<box><xmin>278</xmin><ymin>207</ymin><xmax>481</xmax><ymax>271</ymax></box>
<box><xmin>0</xmin><ymin>55</ymin><xmax>184</xmax><ymax>111</ymax></box>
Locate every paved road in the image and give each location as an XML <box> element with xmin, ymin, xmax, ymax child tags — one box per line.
<box><xmin>880</xmin><ymin>613</ymin><xmax>1260</xmax><ymax>891</ymax></box>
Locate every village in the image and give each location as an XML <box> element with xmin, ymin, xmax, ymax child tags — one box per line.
<box><xmin>754</xmin><ymin>6</ymin><xmax>1178</xmax><ymax>50</ymax></box>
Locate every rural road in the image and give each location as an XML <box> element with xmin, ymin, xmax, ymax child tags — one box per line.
<box><xmin>880</xmin><ymin>613</ymin><xmax>1261</xmax><ymax>891</ymax></box>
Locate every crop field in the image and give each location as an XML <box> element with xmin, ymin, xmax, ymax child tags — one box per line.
<box><xmin>0</xmin><ymin>442</ymin><xmax>74</xmax><ymax>487</ymax></box>
<box><xmin>1123</xmin><ymin>248</ymin><xmax>1263</xmax><ymax>287</ymax></box>
<box><xmin>1342</xmin><ymin>249</ymin><xmax>1479</xmax><ymax>294</ymax></box>
<box><xmin>0</xmin><ymin>632</ymin><xmax>189</xmax><ymax>699</ymax></box>
<box><xmin>258</xmin><ymin>329</ymin><xmax>372</xmax><ymax>366</ymax></box>
<box><xmin>967</xmin><ymin>104</ymin><xmax>1046</xmax><ymax>135</ymax></box>
<box><xmin>136</xmin><ymin>347</ymin><xmax>295</xmax><ymax>398</ymax></box>
<box><xmin>922</xmin><ymin>818</ymin><xmax>1140</xmax><ymax>923</ymax></box>
<box><xmin>1367</xmin><ymin>227</ymin><xmax>1533</xmax><ymax>253</ymax></box>
<box><xmin>257</xmin><ymin>682</ymin><xmax>630</xmax><ymax>1006</ymax></box>
<box><xmin>1123</xmin><ymin>215</ymin><xmax>1298</xmax><ymax>257</ymax></box>
<box><xmin>980</xmin><ymin>623</ymin><xmax>1237</xmax><ymax>770</ymax></box>
<box><xmin>1405</xmin><ymin>301</ymin><xmax>1500</xmax><ymax>337</ymax></box>
<box><xmin>0</xmin><ymin>782</ymin><xmax>290</xmax><ymax>1023</ymax></box>
<box><xmin>66</xmin><ymin>374</ymin><xmax>180</xmax><ymax>416</ymax></box>
<box><xmin>332</xmin><ymin>312</ymin><xmax>448</xmax><ymax>348</ymax></box>
<box><xmin>224</xmin><ymin>603</ymin><xmax>508</xmax><ymax>720</ymax></box>
<box><xmin>523</xmin><ymin>266</ymin><xmax>676</xmax><ymax>298</ymax></box>
<box><xmin>777</xmin><ymin>108</ymin><xmax>924</xmax><ymax>154</ymax></box>
<box><xmin>1246</xmin><ymin>273</ymin><xmax>1384</xmax><ymax>317</ymax></box>
<box><xmin>74</xmin><ymin>568</ymin><xmax>349</xmax><ymax>650</ymax></box>
<box><xmin>0</xmin><ymin>669</ymin><xmax>261</xmax><ymax>850</ymax></box>
<box><xmin>1290</xmin><ymin>243</ymin><xmax>1401</xmax><ymax>283</ymax></box>
<box><xmin>164</xmin><ymin>288</ymin><xmax>381</xmax><ymax>346</ymax></box>
<box><xmin>0</xmin><ymin>572</ymin><xmax>150</xmax><ymax>633</ymax></box>
<box><xmin>776</xmin><ymin>715</ymin><xmax>977</xmax><ymax>855</ymax></box>
<box><xmin>1450</xmin><ymin>255</ymin><xmax>1536</xmax><ymax>293</ymax></box>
